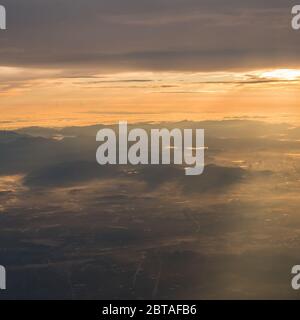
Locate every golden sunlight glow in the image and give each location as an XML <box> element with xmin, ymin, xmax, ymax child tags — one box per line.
<box><xmin>1</xmin><ymin>67</ymin><xmax>300</xmax><ymax>129</ymax></box>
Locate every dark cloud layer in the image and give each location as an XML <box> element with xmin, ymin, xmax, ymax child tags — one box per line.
<box><xmin>0</xmin><ymin>0</ymin><xmax>299</xmax><ymax>71</ymax></box>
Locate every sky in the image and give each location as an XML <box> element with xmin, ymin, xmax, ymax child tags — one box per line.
<box><xmin>0</xmin><ymin>0</ymin><xmax>300</xmax><ymax>128</ymax></box>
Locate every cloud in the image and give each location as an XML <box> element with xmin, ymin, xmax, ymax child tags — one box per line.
<box><xmin>0</xmin><ymin>66</ymin><xmax>63</xmax><ymax>94</ymax></box>
<box><xmin>0</xmin><ymin>0</ymin><xmax>298</xmax><ymax>72</ymax></box>
<box><xmin>131</xmin><ymin>164</ymin><xmax>249</xmax><ymax>193</ymax></box>
<box><xmin>23</xmin><ymin>161</ymin><xmax>122</xmax><ymax>188</ymax></box>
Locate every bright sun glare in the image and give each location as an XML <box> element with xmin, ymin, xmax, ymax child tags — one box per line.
<box><xmin>261</xmin><ymin>69</ymin><xmax>300</xmax><ymax>81</ymax></box>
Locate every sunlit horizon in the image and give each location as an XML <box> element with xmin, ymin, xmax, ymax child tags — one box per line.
<box><xmin>1</xmin><ymin>67</ymin><xmax>300</xmax><ymax>129</ymax></box>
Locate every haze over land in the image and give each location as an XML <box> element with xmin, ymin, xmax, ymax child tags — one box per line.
<box><xmin>0</xmin><ymin>120</ymin><xmax>300</xmax><ymax>299</ymax></box>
